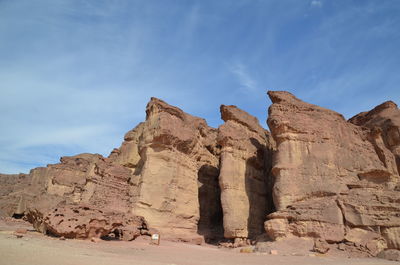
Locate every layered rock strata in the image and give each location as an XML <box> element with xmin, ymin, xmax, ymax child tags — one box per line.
<box><xmin>109</xmin><ymin>98</ymin><xmax>223</xmax><ymax>241</ymax></box>
<box><xmin>109</xmin><ymin>99</ymin><xmax>275</xmax><ymax>240</ymax></box>
<box><xmin>1</xmin><ymin>97</ymin><xmax>274</xmax><ymax>242</ymax></box>
<box><xmin>1</xmin><ymin>91</ymin><xmax>399</xmax><ymax>258</ymax></box>
<box><xmin>265</xmin><ymin>91</ymin><xmax>400</xmax><ymax>256</ymax></box>
<box><xmin>349</xmin><ymin>100</ymin><xmax>400</xmax><ymax>180</ymax></box>
<box><xmin>14</xmin><ymin>153</ymin><xmax>147</xmax><ymax>240</ymax></box>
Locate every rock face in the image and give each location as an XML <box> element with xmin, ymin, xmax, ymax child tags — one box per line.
<box><xmin>109</xmin><ymin>98</ymin><xmax>223</xmax><ymax>241</ymax></box>
<box><xmin>109</xmin><ymin>99</ymin><xmax>275</xmax><ymax>241</ymax></box>
<box><xmin>1</xmin><ymin>97</ymin><xmax>274</xmax><ymax>242</ymax></box>
<box><xmin>267</xmin><ymin>91</ymin><xmax>398</xmax><ymax>210</ymax></box>
<box><xmin>265</xmin><ymin>91</ymin><xmax>400</xmax><ymax>256</ymax></box>
<box><xmin>1</xmin><ymin>91</ymin><xmax>399</xmax><ymax>257</ymax></box>
<box><xmin>349</xmin><ymin>100</ymin><xmax>400</xmax><ymax>183</ymax></box>
<box><xmin>12</xmin><ymin>153</ymin><xmax>147</xmax><ymax>240</ymax></box>
<box><xmin>0</xmin><ymin>173</ymin><xmax>31</xmax><ymax>217</ymax></box>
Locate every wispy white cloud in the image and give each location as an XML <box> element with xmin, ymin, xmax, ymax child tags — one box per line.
<box><xmin>0</xmin><ymin>1</ymin><xmax>228</xmax><ymax>173</ymax></box>
<box><xmin>0</xmin><ymin>125</ymin><xmax>115</xmax><ymax>173</ymax></box>
<box><xmin>229</xmin><ymin>62</ymin><xmax>258</xmax><ymax>92</ymax></box>
<box><xmin>311</xmin><ymin>0</ymin><xmax>322</xmax><ymax>7</ymax></box>
<box><xmin>1</xmin><ymin>0</ymin><xmax>399</xmax><ymax>173</ymax></box>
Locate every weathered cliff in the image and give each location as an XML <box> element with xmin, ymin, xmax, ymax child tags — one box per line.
<box><xmin>349</xmin><ymin>100</ymin><xmax>400</xmax><ymax>178</ymax></box>
<box><xmin>1</xmin><ymin>92</ymin><xmax>399</xmax><ymax>259</ymax></box>
<box><xmin>16</xmin><ymin>154</ymin><xmax>148</xmax><ymax>240</ymax></box>
<box><xmin>1</xmin><ymin>97</ymin><xmax>274</xmax><ymax>243</ymax></box>
<box><xmin>109</xmin><ymin>97</ymin><xmax>222</xmax><ymax>241</ymax></box>
<box><xmin>109</xmin><ymin>98</ymin><xmax>275</xmax><ymax>241</ymax></box>
<box><xmin>265</xmin><ymin>91</ymin><xmax>400</xmax><ymax>256</ymax></box>
<box><xmin>0</xmin><ymin>173</ymin><xmax>31</xmax><ymax>217</ymax></box>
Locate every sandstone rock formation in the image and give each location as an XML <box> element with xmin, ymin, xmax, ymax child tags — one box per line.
<box><xmin>1</xmin><ymin>91</ymin><xmax>399</xmax><ymax>259</ymax></box>
<box><xmin>109</xmin><ymin>97</ymin><xmax>223</xmax><ymax>241</ymax></box>
<box><xmin>218</xmin><ymin>105</ymin><xmax>274</xmax><ymax>238</ymax></box>
<box><xmin>349</xmin><ymin>100</ymin><xmax>400</xmax><ymax>183</ymax></box>
<box><xmin>108</xmin><ymin>99</ymin><xmax>275</xmax><ymax>241</ymax></box>
<box><xmin>0</xmin><ymin>173</ymin><xmax>31</xmax><ymax>217</ymax></box>
<box><xmin>267</xmin><ymin>91</ymin><xmax>398</xmax><ymax>211</ymax></box>
<box><xmin>265</xmin><ymin>91</ymin><xmax>400</xmax><ymax>257</ymax></box>
<box><xmin>11</xmin><ymin>153</ymin><xmax>147</xmax><ymax>240</ymax></box>
<box><xmin>1</xmin><ymin>97</ymin><xmax>274</xmax><ymax>243</ymax></box>
<box><xmin>28</xmin><ymin>204</ymin><xmax>147</xmax><ymax>240</ymax></box>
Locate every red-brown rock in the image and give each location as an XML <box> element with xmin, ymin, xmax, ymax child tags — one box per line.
<box><xmin>31</xmin><ymin>204</ymin><xmax>147</xmax><ymax>240</ymax></box>
<box><xmin>0</xmin><ymin>173</ymin><xmax>31</xmax><ymax>217</ymax></box>
<box><xmin>218</xmin><ymin>105</ymin><xmax>275</xmax><ymax>238</ymax></box>
<box><xmin>265</xmin><ymin>91</ymin><xmax>400</xmax><ymax>257</ymax></box>
<box><xmin>2</xmin><ymin>92</ymin><xmax>399</xmax><ymax>259</ymax></box>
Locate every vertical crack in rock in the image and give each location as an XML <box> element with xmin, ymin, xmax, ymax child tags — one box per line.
<box><xmin>197</xmin><ymin>164</ymin><xmax>223</xmax><ymax>242</ymax></box>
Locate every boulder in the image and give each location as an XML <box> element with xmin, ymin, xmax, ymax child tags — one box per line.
<box><xmin>313</xmin><ymin>239</ymin><xmax>330</xmax><ymax>254</ymax></box>
<box><xmin>28</xmin><ymin>204</ymin><xmax>147</xmax><ymax>240</ymax></box>
<box><xmin>264</xmin><ymin>218</ymin><xmax>289</xmax><ymax>240</ymax></box>
<box><xmin>377</xmin><ymin>249</ymin><xmax>400</xmax><ymax>261</ymax></box>
<box><xmin>381</xmin><ymin>227</ymin><xmax>400</xmax><ymax>249</ymax></box>
<box><xmin>344</xmin><ymin>228</ymin><xmax>387</xmax><ymax>256</ymax></box>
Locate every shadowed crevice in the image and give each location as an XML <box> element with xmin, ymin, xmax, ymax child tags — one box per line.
<box><xmin>197</xmin><ymin>165</ymin><xmax>224</xmax><ymax>243</ymax></box>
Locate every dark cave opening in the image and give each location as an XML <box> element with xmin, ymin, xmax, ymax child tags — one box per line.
<box><xmin>12</xmin><ymin>213</ymin><xmax>24</xmax><ymax>219</ymax></box>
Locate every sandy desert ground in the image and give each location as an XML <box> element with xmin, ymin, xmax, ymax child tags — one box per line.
<box><xmin>0</xmin><ymin>219</ymin><xmax>397</xmax><ymax>265</ymax></box>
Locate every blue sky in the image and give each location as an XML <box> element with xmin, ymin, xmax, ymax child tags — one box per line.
<box><xmin>1</xmin><ymin>0</ymin><xmax>399</xmax><ymax>173</ymax></box>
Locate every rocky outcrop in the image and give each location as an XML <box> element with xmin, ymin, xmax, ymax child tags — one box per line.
<box><xmin>27</xmin><ymin>204</ymin><xmax>147</xmax><ymax>240</ymax></box>
<box><xmin>267</xmin><ymin>91</ymin><xmax>398</xmax><ymax>210</ymax></box>
<box><xmin>109</xmin><ymin>99</ymin><xmax>275</xmax><ymax>241</ymax></box>
<box><xmin>266</xmin><ymin>197</ymin><xmax>345</xmax><ymax>243</ymax></box>
<box><xmin>349</xmin><ymin>101</ymin><xmax>400</xmax><ymax>181</ymax></box>
<box><xmin>2</xmin><ymin>91</ymin><xmax>399</xmax><ymax>259</ymax></box>
<box><xmin>109</xmin><ymin>97</ymin><xmax>222</xmax><ymax>241</ymax></box>
<box><xmin>1</xmin><ymin>97</ymin><xmax>274</xmax><ymax>242</ymax></box>
<box><xmin>0</xmin><ymin>173</ymin><xmax>31</xmax><ymax>217</ymax></box>
<box><xmin>265</xmin><ymin>91</ymin><xmax>400</xmax><ymax>257</ymax></box>
<box><xmin>13</xmin><ymin>153</ymin><xmax>142</xmax><ymax>240</ymax></box>
<box><xmin>218</xmin><ymin>105</ymin><xmax>274</xmax><ymax>238</ymax></box>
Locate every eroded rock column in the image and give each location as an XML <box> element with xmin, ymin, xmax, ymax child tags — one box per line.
<box><xmin>218</xmin><ymin>105</ymin><xmax>275</xmax><ymax>239</ymax></box>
